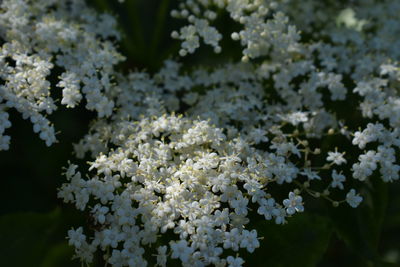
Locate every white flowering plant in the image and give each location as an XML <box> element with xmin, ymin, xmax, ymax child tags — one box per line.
<box><xmin>1</xmin><ymin>0</ymin><xmax>400</xmax><ymax>266</ymax></box>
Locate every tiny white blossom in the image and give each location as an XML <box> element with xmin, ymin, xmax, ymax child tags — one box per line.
<box><xmin>331</xmin><ymin>170</ymin><xmax>346</xmax><ymax>190</ymax></box>
<box><xmin>327</xmin><ymin>151</ymin><xmax>347</xmax><ymax>165</ymax></box>
<box><xmin>67</xmin><ymin>227</ymin><xmax>86</xmax><ymax>249</ymax></box>
<box><xmin>155</xmin><ymin>246</ymin><xmax>167</xmax><ymax>267</ymax></box>
<box><xmin>283</xmin><ymin>192</ymin><xmax>304</xmax><ymax>215</ymax></box>
<box><xmin>240</xmin><ymin>229</ymin><xmax>260</xmax><ymax>253</ymax></box>
<box><xmin>170</xmin><ymin>240</ymin><xmax>194</xmax><ymax>263</ymax></box>
<box><xmin>227</xmin><ymin>255</ymin><xmax>245</xmax><ymax>267</ymax></box>
<box><xmin>346</xmin><ymin>189</ymin><xmax>363</xmax><ymax>208</ymax></box>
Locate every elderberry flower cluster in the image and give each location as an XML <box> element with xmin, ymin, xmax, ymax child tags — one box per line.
<box><xmin>60</xmin><ymin>114</ymin><xmax>311</xmax><ymax>265</ymax></box>
<box><xmin>171</xmin><ymin>0</ymin><xmax>301</xmax><ymax>61</ymax></box>
<box><xmin>59</xmin><ymin>0</ymin><xmax>400</xmax><ymax>262</ymax></box>
<box><xmin>1</xmin><ymin>0</ymin><xmax>400</xmax><ymax>266</ymax></box>
<box><xmin>0</xmin><ymin>0</ymin><xmax>124</xmax><ymax>149</ymax></box>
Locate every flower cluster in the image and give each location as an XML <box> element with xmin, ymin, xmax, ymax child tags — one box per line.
<box><xmin>0</xmin><ymin>0</ymin><xmax>124</xmax><ymax>149</ymax></box>
<box><xmin>171</xmin><ymin>0</ymin><xmax>301</xmax><ymax>61</ymax></box>
<box><xmin>59</xmin><ymin>114</ymin><xmax>311</xmax><ymax>266</ymax></box>
<box><xmin>2</xmin><ymin>0</ymin><xmax>400</xmax><ymax>266</ymax></box>
<box><xmin>58</xmin><ymin>0</ymin><xmax>400</xmax><ymax>263</ymax></box>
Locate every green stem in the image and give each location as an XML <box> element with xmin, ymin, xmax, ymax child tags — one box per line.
<box><xmin>149</xmin><ymin>0</ymin><xmax>171</xmax><ymax>62</ymax></box>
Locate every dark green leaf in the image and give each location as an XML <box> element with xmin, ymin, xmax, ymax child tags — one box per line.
<box><xmin>0</xmin><ymin>209</ymin><xmax>62</xmax><ymax>267</ymax></box>
<box><xmin>247</xmin><ymin>213</ymin><xmax>333</xmax><ymax>267</ymax></box>
<box><xmin>328</xmin><ymin>177</ymin><xmax>388</xmax><ymax>265</ymax></box>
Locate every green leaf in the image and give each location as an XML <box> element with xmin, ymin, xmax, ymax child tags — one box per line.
<box><xmin>40</xmin><ymin>242</ymin><xmax>76</xmax><ymax>267</ymax></box>
<box><xmin>328</xmin><ymin>177</ymin><xmax>388</xmax><ymax>264</ymax></box>
<box><xmin>247</xmin><ymin>213</ymin><xmax>333</xmax><ymax>267</ymax></box>
<box><xmin>0</xmin><ymin>209</ymin><xmax>62</xmax><ymax>266</ymax></box>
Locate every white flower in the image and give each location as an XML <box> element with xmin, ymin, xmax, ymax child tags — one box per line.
<box><xmin>247</xmin><ymin>127</ymin><xmax>268</xmax><ymax>144</ymax></box>
<box><xmin>155</xmin><ymin>246</ymin><xmax>167</xmax><ymax>267</ymax></box>
<box><xmin>67</xmin><ymin>227</ymin><xmax>86</xmax><ymax>249</ymax></box>
<box><xmin>257</xmin><ymin>198</ymin><xmax>276</xmax><ymax>220</ymax></box>
<box><xmin>331</xmin><ymin>170</ymin><xmax>346</xmax><ymax>190</ymax></box>
<box><xmin>380</xmin><ymin>162</ymin><xmax>400</xmax><ymax>182</ymax></box>
<box><xmin>300</xmin><ymin>168</ymin><xmax>321</xmax><ymax>180</ymax></box>
<box><xmin>58</xmin><ymin>72</ymin><xmax>82</xmax><ymax>108</ymax></box>
<box><xmin>240</xmin><ymin>230</ymin><xmax>260</xmax><ymax>253</ymax></box>
<box><xmin>272</xmin><ymin>208</ymin><xmax>287</xmax><ymax>225</ymax></box>
<box><xmin>346</xmin><ymin>189</ymin><xmax>363</xmax><ymax>208</ymax></box>
<box><xmin>229</xmin><ymin>194</ymin><xmax>249</xmax><ymax>216</ymax></box>
<box><xmin>170</xmin><ymin>240</ymin><xmax>194</xmax><ymax>263</ymax></box>
<box><xmin>92</xmin><ymin>204</ymin><xmax>109</xmax><ymax>224</ymax></box>
<box><xmin>279</xmin><ymin>111</ymin><xmax>308</xmax><ymax>126</ymax></box>
<box><xmin>352</xmin><ymin>131</ymin><xmax>369</xmax><ymax>149</ymax></box>
<box><xmin>227</xmin><ymin>255</ymin><xmax>245</xmax><ymax>267</ymax></box>
<box><xmin>223</xmin><ymin>228</ymin><xmax>241</xmax><ymax>251</ymax></box>
<box><xmin>283</xmin><ymin>192</ymin><xmax>304</xmax><ymax>215</ymax></box>
<box><xmin>327</xmin><ymin>151</ymin><xmax>347</xmax><ymax>165</ymax></box>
